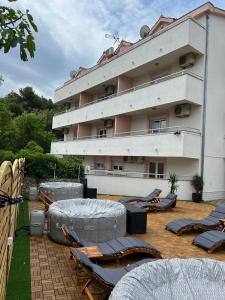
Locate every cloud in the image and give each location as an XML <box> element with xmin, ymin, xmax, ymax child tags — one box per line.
<box><xmin>1</xmin><ymin>0</ymin><xmax>225</xmax><ymax>99</ymax></box>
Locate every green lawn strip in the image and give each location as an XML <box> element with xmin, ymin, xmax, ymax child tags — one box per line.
<box><xmin>6</xmin><ymin>198</ymin><xmax>31</xmax><ymax>300</ymax></box>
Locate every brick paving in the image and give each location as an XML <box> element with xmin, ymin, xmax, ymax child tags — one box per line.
<box><xmin>29</xmin><ymin>197</ymin><xmax>225</xmax><ymax>299</ymax></box>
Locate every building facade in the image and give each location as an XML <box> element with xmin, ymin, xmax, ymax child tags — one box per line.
<box><xmin>51</xmin><ymin>2</ymin><xmax>225</xmax><ymax>200</ymax></box>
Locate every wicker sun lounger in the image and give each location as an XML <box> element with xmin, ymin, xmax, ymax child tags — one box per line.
<box><xmin>62</xmin><ymin>226</ymin><xmax>162</xmax><ymax>260</ymax></box>
<box><xmin>165</xmin><ymin>205</ymin><xmax>225</xmax><ymax>235</ymax></box>
<box><xmin>192</xmin><ymin>226</ymin><xmax>225</xmax><ymax>253</ymax></box>
<box><xmin>133</xmin><ymin>193</ymin><xmax>177</xmax><ymax>212</ymax></box>
<box><xmin>71</xmin><ymin>248</ymin><xmax>159</xmax><ymax>300</ymax></box>
<box><xmin>119</xmin><ymin>188</ymin><xmax>162</xmax><ymax>204</ymax></box>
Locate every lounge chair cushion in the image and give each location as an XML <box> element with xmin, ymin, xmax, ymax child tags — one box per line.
<box><xmin>71</xmin><ymin>248</ymin><xmax>158</xmax><ymax>287</ymax></box>
<box><xmin>165</xmin><ymin>205</ymin><xmax>225</xmax><ymax>235</ymax></box>
<box><xmin>193</xmin><ymin>230</ymin><xmax>225</xmax><ymax>251</ymax></box>
<box><xmin>120</xmin><ymin>189</ymin><xmax>161</xmax><ymax>203</ymax></box>
<box><xmin>68</xmin><ymin>229</ymin><xmax>161</xmax><ymax>257</ymax></box>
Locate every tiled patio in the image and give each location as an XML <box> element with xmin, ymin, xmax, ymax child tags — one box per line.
<box><xmin>29</xmin><ymin>197</ymin><xmax>225</xmax><ymax>299</ymax></box>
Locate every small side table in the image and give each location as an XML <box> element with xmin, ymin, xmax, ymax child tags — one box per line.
<box><xmin>123</xmin><ymin>203</ymin><xmax>147</xmax><ymax>234</ymax></box>
<box><xmin>77</xmin><ymin>246</ymin><xmax>103</xmax><ymax>258</ymax></box>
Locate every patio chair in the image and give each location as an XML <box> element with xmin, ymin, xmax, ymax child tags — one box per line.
<box><xmin>62</xmin><ymin>226</ymin><xmax>162</xmax><ymax>260</ymax></box>
<box><xmin>133</xmin><ymin>193</ymin><xmax>177</xmax><ymax>212</ymax></box>
<box><xmin>165</xmin><ymin>205</ymin><xmax>225</xmax><ymax>235</ymax></box>
<box><xmin>192</xmin><ymin>220</ymin><xmax>225</xmax><ymax>253</ymax></box>
<box><xmin>38</xmin><ymin>191</ymin><xmax>53</xmax><ymax>212</ymax></box>
<box><xmin>119</xmin><ymin>188</ymin><xmax>162</xmax><ymax>204</ymax></box>
<box><xmin>71</xmin><ymin>247</ymin><xmax>159</xmax><ymax>300</ymax></box>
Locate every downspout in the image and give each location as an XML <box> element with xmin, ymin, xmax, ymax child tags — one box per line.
<box><xmin>200</xmin><ymin>14</ymin><xmax>209</xmax><ymax>180</ymax></box>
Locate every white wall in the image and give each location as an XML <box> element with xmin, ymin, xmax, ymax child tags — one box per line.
<box><xmin>53</xmin><ymin>73</ymin><xmax>203</xmax><ymax>129</ymax></box>
<box><xmin>201</xmin><ymin>14</ymin><xmax>225</xmax><ymax>200</ymax></box>
<box><xmin>86</xmin><ymin>174</ymin><xmax>194</xmax><ymax>200</ymax></box>
<box><xmin>55</xmin><ymin>19</ymin><xmax>205</xmax><ymax>102</ymax></box>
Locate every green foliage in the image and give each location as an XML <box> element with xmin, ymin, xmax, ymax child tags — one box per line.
<box><xmin>24</xmin><ymin>140</ymin><xmax>44</xmax><ymax>153</ymax></box>
<box><xmin>0</xmin><ymin>86</ymin><xmax>63</xmax><ymax>153</ymax></box>
<box><xmin>13</xmin><ymin>112</ymin><xmax>54</xmax><ymax>152</ymax></box>
<box><xmin>168</xmin><ymin>172</ymin><xmax>178</xmax><ymax>194</ymax></box>
<box><xmin>0</xmin><ymin>150</ymin><xmax>84</xmax><ymax>181</ymax></box>
<box><xmin>191</xmin><ymin>174</ymin><xmax>204</xmax><ymax>193</ymax></box>
<box><xmin>0</xmin><ymin>150</ymin><xmax>15</xmax><ymax>162</ymax></box>
<box><xmin>0</xmin><ymin>0</ymin><xmax>38</xmax><ymax>61</ymax></box>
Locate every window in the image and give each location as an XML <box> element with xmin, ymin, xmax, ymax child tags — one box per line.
<box><xmin>149</xmin><ymin>162</ymin><xmax>164</xmax><ymax>178</ymax></box>
<box><xmin>98</xmin><ymin>129</ymin><xmax>107</xmax><ymax>138</ymax></box>
<box><xmin>96</xmin><ymin>162</ymin><xmax>105</xmax><ymax>170</ymax></box>
<box><xmin>113</xmin><ymin>165</ymin><xmax>123</xmax><ymax>171</ymax></box>
<box><xmin>150</xmin><ymin>118</ymin><xmax>166</xmax><ymax>133</ymax></box>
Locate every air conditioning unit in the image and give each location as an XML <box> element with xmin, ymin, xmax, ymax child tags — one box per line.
<box><xmin>104</xmin><ymin>119</ymin><xmax>113</xmax><ymax>128</ymax></box>
<box><xmin>105</xmin><ymin>85</ymin><xmax>114</xmax><ymax>96</ymax></box>
<box><xmin>179</xmin><ymin>53</ymin><xmax>196</xmax><ymax>68</ymax></box>
<box><xmin>175</xmin><ymin>104</ymin><xmax>191</xmax><ymax>118</ymax></box>
<box><xmin>105</xmin><ymin>47</ymin><xmax>114</xmax><ymax>58</ymax></box>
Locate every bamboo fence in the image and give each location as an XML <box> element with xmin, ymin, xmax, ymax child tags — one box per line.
<box><xmin>0</xmin><ymin>158</ymin><xmax>25</xmax><ymax>300</ymax></box>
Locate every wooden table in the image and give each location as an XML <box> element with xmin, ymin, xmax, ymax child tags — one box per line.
<box><xmin>77</xmin><ymin>246</ymin><xmax>103</xmax><ymax>258</ymax></box>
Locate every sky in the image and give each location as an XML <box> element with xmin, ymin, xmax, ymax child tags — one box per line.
<box><xmin>1</xmin><ymin>0</ymin><xmax>225</xmax><ymax>100</ymax></box>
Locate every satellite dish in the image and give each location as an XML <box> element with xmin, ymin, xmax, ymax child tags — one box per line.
<box><xmin>70</xmin><ymin>69</ymin><xmax>78</xmax><ymax>79</ymax></box>
<box><xmin>140</xmin><ymin>25</ymin><xmax>150</xmax><ymax>39</ymax></box>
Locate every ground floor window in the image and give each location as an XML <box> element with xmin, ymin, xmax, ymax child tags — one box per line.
<box><xmin>96</xmin><ymin>162</ymin><xmax>105</xmax><ymax>170</ymax></box>
<box><xmin>149</xmin><ymin>161</ymin><xmax>164</xmax><ymax>178</ymax></box>
<box><xmin>112</xmin><ymin>165</ymin><xmax>123</xmax><ymax>171</ymax></box>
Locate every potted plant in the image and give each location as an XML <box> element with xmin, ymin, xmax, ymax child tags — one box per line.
<box><xmin>168</xmin><ymin>173</ymin><xmax>178</xmax><ymax>194</ymax></box>
<box><xmin>168</xmin><ymin>173</ymin><xmax>178</xmax><ymax>208</ymax></box>
<box><xmin>191</xmin><ymin>175</ymin><xmax>204</xmax><ymax>202</ymax></box>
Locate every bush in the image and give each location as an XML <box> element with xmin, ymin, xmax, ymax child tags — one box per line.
<box><xmin>24</xmin><ymin>141</ymin><xmax>44</xmax><ymax>153</ymax></box>
<box><xmin>0</xmin><ymin>150</ymin><xmax>16</xmax><ymax>164</ymax></box>
<box><xmin>168</xmin><ymin>173</ymin><xmax>178</xmax><ymax>194</ymax></box>
<box><xmin>16</xmin><ymin>151</ymin><xmax>83</xmax><ymax>182</ymax></box>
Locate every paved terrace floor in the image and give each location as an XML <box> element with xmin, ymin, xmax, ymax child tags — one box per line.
<box><xmin>29</xmin><ymin>197</ymin><xmax>225</xmax><ymax>300</ymax></box>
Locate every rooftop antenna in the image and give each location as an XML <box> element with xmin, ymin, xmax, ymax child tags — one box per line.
<box><xmin>105</xmin><ymin>32</ymin><xmax>120</xmax><ymax>45</ymax></box>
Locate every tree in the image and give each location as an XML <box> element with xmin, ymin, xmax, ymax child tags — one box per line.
<box><xmin>0</xmin><ymin>0</ymin><xmax>38</xmax><ymax>61</ymax></box>
<box><xmin>13</xmin><ymin>112</ymin><xmax>53</xmax><ymax>152</ymax></box>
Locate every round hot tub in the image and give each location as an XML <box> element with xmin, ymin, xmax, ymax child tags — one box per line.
<box><xmin>48</xmin><ymin>198</ymin><xmax>126</xmax><ymax>244</ymax></box>
<box><xmin>39</xmin><ymin>182</ymin><xmax>83</xmax><ymax>201</ymax></box>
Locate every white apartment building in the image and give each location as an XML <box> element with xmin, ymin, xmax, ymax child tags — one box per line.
<box><xmin>51</xmin><ymin>2</ymin><xmax>225</xmax><ymax>201</ymax></box>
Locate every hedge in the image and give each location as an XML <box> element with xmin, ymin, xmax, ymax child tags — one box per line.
<box><xmin>0</xmin><ymin>150</ymin><xmax>84</xmax><ymax>181</ymax></box>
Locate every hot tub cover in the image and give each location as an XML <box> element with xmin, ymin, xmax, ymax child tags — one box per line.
<box><xmin>109</xmin><ymin>258</ymin><xmax>225</xmax><ymax>300</ymax></box>
<box><xmin>39</xmin><ymin>181</ymin><xmax>83</xmax><ymax>201</ymax></box>
<box><xmin>48</xmin><ymin>198</ymin><xmax>126</xmax><ymax>243</ymax></box>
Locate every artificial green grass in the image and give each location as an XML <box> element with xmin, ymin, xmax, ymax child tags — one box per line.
<box><xmin>6</xmin><ymin>198</ymin><xmax>31</xmax><ymax>300</ymax></box>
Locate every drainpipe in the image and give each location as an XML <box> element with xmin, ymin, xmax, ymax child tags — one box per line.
<box><xmin>200</xmin><ymin>14</ymin><xmax>209</xmax><ymax>180</ymax></box>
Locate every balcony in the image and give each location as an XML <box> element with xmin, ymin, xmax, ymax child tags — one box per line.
<box><xmin>51</xmin><ymin>127</ymin><xmax>201</xmax><ymax>159</ymax></box>
<box><xmin>54</xmin><ymin>17</ymin><xmax>205</xmax><ymax>103</ymax></box>
<box><xmin>52</xmin><ymin>71</ymin><xmax>203</xmax><ymax>129</ymax></box>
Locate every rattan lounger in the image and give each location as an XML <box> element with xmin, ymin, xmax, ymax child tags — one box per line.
<box><xmin>192</xmin><ymin>228</ymin><xmax>225</xmax><ymax>253</ymax></box>
<box><xmin>134</xmin><ymin>193</ymin><xmax>177</xmax><ymax>212</ymax></box>
<box><xmin>119</xmin><ymin>188</ymin><xmax>162</xmax><ymax>204</ymax></box>
<box><xmin>71</xmin><ymin>248</ymin><xmax>159</xmax><ymax>300</ymax></box>
<box><xmin>62</xmin><ymin>226</ymin><xmax>162</xmax><ymax>260</ymax></box>
<box><xmin>165</xmin><ymin>205</ymin><xmax>225</xmax><ymax>235</ymax></box>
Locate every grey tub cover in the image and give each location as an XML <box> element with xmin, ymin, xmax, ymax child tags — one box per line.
<box><xmin>48</xmin><ymin>198</ymin><xmax>126</xmax><ymax>243</ymax></box>
<box><xmin>109</xmin><ymin>258</ymin><xmax>225</xmax><ymax>300</ymax></box>
<box><xmin>39</xmin><ymin>181</ymin><xmax>83</xmax><ymax>201</ymax></box>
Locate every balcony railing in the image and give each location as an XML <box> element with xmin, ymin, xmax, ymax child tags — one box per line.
<box><xmin>54</xmin><ymin>70</ymin><xmax>203</xmax><ymax>116</ymax></box>
<box><xmin>53</xmin><ymin>126</ymin><xmax>201</xmax><ymax>142</ymax></box>
<box><xmin>56</xmin><ymin>16</ymin><xmax>205</xmax><ymax>91</ymax></box>
<box><xmin>86</xmin><ymin>169</ymin><xmax>193</xmax><ymax>181</ymax></box>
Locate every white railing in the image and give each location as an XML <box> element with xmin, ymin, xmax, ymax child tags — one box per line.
<box><xmin>54</xmin><ymin>70</ymin><xmax>203</xmax><ymax>116</ymax></box>
<box><xmin>56</xmin><ymin>16</ymin><xmax>205</xmax><ymax>91</ymax></box>
<box><xmin>53</xmin><ymin>126</ymin><xmax>201</xmax><ymax>142</ymax></box>
<box><xmin>86</xmin><ymin>169</ymin><xmax>193</xmax><ymax>181</ymax></box>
